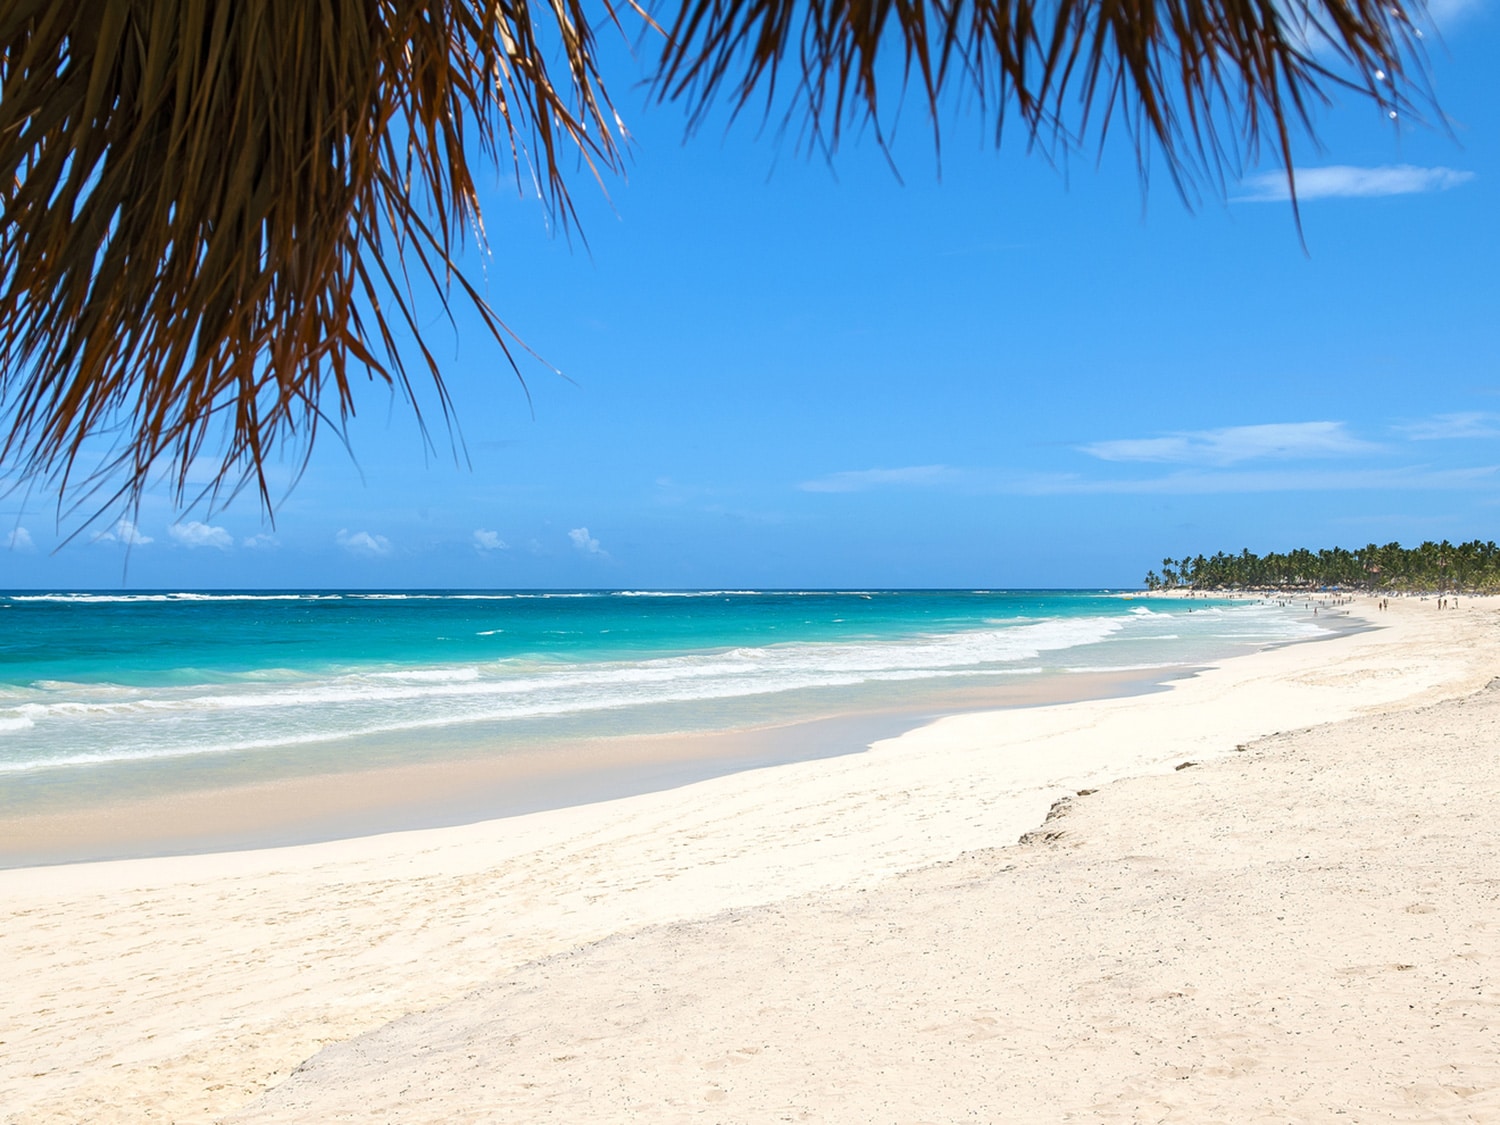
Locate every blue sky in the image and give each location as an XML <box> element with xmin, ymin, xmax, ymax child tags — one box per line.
<box><xmin>3</xmin><ymin>2</ymin><xmax>1498</xmax><ymax>589</ymax></box>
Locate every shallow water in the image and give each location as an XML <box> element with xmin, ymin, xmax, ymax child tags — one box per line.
<box><xmin>0</xmin><ymin>590</ymin><xmax>1323</xmax><ymax>818</ymax></box>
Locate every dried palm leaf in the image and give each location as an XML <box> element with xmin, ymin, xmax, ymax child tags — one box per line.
<box><xmin>653</xmin><ymin>0</ymin><xmax>1430</xmax><ymax>198</ymax></box>
<box><xmin>0</xmin><ymin>0</ymin><xmax>630</xmax><ymax>519</ymax></box>
<box><xmin>0</xmin><ymin>0</ymin><xmax>1428</xmax><ymax>520</ymax></box>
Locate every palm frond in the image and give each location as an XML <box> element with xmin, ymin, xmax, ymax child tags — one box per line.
<box><xmin>652</xmin><ymin>0</ymin><xmax>1430</xmax><ymax>200</ymax></box>
<box><xmin>0</xmin><ymin>0</ymin><xmax>628</xmax><ymax>517</ymax></box>
<box><xmin>0</xmin><ymin>1</ymin><xmax>1432</xmax><ymax>520</ymax></box>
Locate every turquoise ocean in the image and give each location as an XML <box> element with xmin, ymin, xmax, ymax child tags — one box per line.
<box><xmin>1</xmin><ymin>590</ymin><xmax>1326</xmax><ymax>820</ymax></box>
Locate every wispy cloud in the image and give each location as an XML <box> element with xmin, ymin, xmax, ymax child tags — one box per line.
<box><xmin>473</xmin><ymin>529</ymin><xmax>508</xmax><ymax>552</ymax></box>
<box><xmin>182</xmin><ymin>457</ymin><xmax>228</xmax><ymax>487</ymax></box>
<box><xmin>1427</xmin><ymin>0</ymin><xmax>1486</xmax><ymax>26</ymax></box>
<box><xmin>243</xmin><ymin>533</ymin><xmax>280</xmax><ymax>550</ymax></box>
<box><xmin>148</xmin><ymin>455</ymin><xmax>296</xmax><ymax>493</ymax></box>
<box><xmin>1080</xmin><ymin>422</ymin><xmax>1376</xmax><ymax>466</ymax></box>
<box><xmin>998</xmin><ymin>465</ymin><xmax>1499</xmax><ymax>496</ymax></box>
<box><xmin>799</xmin><ymin>465</ymin><xmax>960</xmax><ymax>493</ymax></box>
<box><xmin>95</xmin><ymin>518</ymin><xmax>153</xmax><ymax>546</ymax></box>
<box><xmin>1236</xmin><ymin>164</ymin><xmax>1475</xmax><ymax>203</ymax></box>
<box><xmin>568</xmin><ymin>527</ymin><xmax>606</xmax><ymax>556</ymax></box>
<box><xmin>4</xmin><ymin>527</ymin><xmax>34</xmax><ymax>552</ymax></box>
<box><xmin>337</xmin><ymin>529</ymin><xmax>392</xmax><ymax>557</ymax></box>
<box><xmin>169</xmin><ymin>521</ymin><xmax>233</xmax><ymax>550</ymax></box>
<box><xmin>1394</xmin><ymin>412</ymin><xmax>1500</xmax><ymax>441</ymax></box>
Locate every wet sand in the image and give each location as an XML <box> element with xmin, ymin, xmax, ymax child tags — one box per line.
<box><xmin>0</xmin><ymin>667</ymin><xmax>1178</xmax><ymax>868</ymax></box>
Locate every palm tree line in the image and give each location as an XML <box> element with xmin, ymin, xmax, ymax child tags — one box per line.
<box><xmin>1143</xmin><ymin>541</ymin><xmax>1500</xmax><ymax>594</ymax></box>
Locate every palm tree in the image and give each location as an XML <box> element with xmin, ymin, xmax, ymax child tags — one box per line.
<box><xmin>1151</xmin><ymin>539</ymin><xmax>1500</xmax><ymax>593</ymax></box>
<box><xmin>0</xmin><ymin>0</ymin><xmax>1430</xmax><ymax>516</ymax></box>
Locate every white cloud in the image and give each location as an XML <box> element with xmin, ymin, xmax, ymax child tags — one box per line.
<box><xmin>337</xmin><ymin>529</ymin><xmax>392</xmax><ymax>557</ymax></box>
<box><xmin>1395</xmin><ymin>412</ymin><xmax>1500</xmax><ymax>441</ymax></box>
<box><xmin>1236</xmin><ymin>165</ymin><xmax>1475</xmax><ymax>203</ymax></box>
<box><xmin>4</xmin><ymin>527</ymin><xmax>34</xmax><ymax>552</ymax></box>
<box><xmin>996</xmin><ymin>464</ymin><xmax>1499</xmax><ymax>496</ymax></box>
<box><xmin>169</xmin><ymin>521</ymin><xmax>233</xmax><ymax>550</ymax></box>
<box><xmin>473</xmin><ymin>529</ymin><xmax>508</xmax><ymax>552</ymax></box>
<box><xmin>568</xmin><ymin>527</ymin><xmax>605</xmax><ymax>555</ymax></box>
<box><xmin>1080</xmin><ymin>422</ymin><xmax>1376</xmax><ymax>466</ymax></box>
<box><xmin>798</xmin><ymin>465</ymin><xmax>960</xmax><ymax>493</ymax></box>
<box><xmin>242</xmin><ymin>533</ymin><xmax>280</xmax><ymax>550</ymax></box>
<box><xmin>95</xmin><ymin>518</ymin><xmax>153</xmax><ymax>546</ymax></box>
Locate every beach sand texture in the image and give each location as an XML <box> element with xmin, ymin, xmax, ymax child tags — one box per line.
<box><xmin>239</xmin><ymin>684</ymin><xmax>1500</xmax><ymax>1124</ymax></box>
<box><xmin>2</xmin><ymin>596</ymin><xmax>1496</xmax><ymax>1123</ymax></box>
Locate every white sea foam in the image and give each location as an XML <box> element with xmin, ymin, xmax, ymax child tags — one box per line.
<box><xmin>0</xmin><ymin>602</ymin><xmax>1328</xmax><ymax>778</ymax></box>
<box><xmin>4</xmin><ymin>618</ymin><xmax>1122</xmax><ymax>721</ymax></box>
<box><xmin>367</xmin><ymin>667</ymin><xmax>483</xmax><ymax>683</ymax></box>
<box><xmin>612</xmin><ymin>590</ymin><xmax>762</xmax><ymax>598</ymax></box>
<box><xmin>0</xmin><ymin>666</ymin><xmax>1051</xmax><ymax>773</ymax></box>
<box><xmin>0</xmin><ymin>615</ymin><xmax>1131</xmax><ymax>771</ymax></box>
<box><xmin>8</xmin><ymin>592</ymin><xmax>343</xmax><ymax>604</ymax></box>
<box><xmin>3</xmin><ymin>588</ymin><xmax>897</xmax><ymax>606</ymax></box>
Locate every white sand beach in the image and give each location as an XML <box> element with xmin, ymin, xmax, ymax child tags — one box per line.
<box><xmin>3</xmin><ymin>595</ymin><xmax>1497</xmax><ymax>1123</ymax></box>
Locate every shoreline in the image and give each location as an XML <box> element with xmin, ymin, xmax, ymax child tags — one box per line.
<box><xmin>2</xmin><ymin>593</ymin><xmax>1495</xmax><ymax>1123</ymax></box>
<box><xmin>0</xmin><ymin>664</ymin><xmax>1193</xmax><ymax>869</ymax></box>
<box><xmin>1</xmin><ymin>587</ymin><xmax>1290</xmax><ymax>861</ymax></box>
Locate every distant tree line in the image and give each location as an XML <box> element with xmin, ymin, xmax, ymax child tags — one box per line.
<box><xmin>1143</xmin><ymin>541</ymin><xmax>1500</xmax><ymax>593</ymax></box>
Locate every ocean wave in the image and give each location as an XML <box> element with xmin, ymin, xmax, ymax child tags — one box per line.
<box><xmin>0</xmin><ymin>665</ymin><xmax>1051</xmax><ymax>773</ymax></box>
<box><xmin>8</xmin><ymin>592</ymin><xmax>345</xmax><ymax>604</ymax></box>
<box><xmin>0</xmin><ymin>600</ymin><xmax>1326</xmax><ymax>777</ymax></box>
<box><xmin>367</xmin><ymin>667</ymin><xmax>482</xmax><ymax>683</ymax></box>
<box><xmin>611</xmin><ymin>590</ymin><xmax>763</xmax><ymax>598</ymax></box>
<box><xmin>3</xmin><ymin>588</ymin><xmax>917</xmax><ymax>607</ymax></box>
<box><xmin>3</xmin><ymin>617</ymin><xmax>1124</xmax><ymax>721</ymax></box>
<box><xmin>0</xmin><ymin>616</ymin><xmax>1129</xmax><ymax>765</ymax></box>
